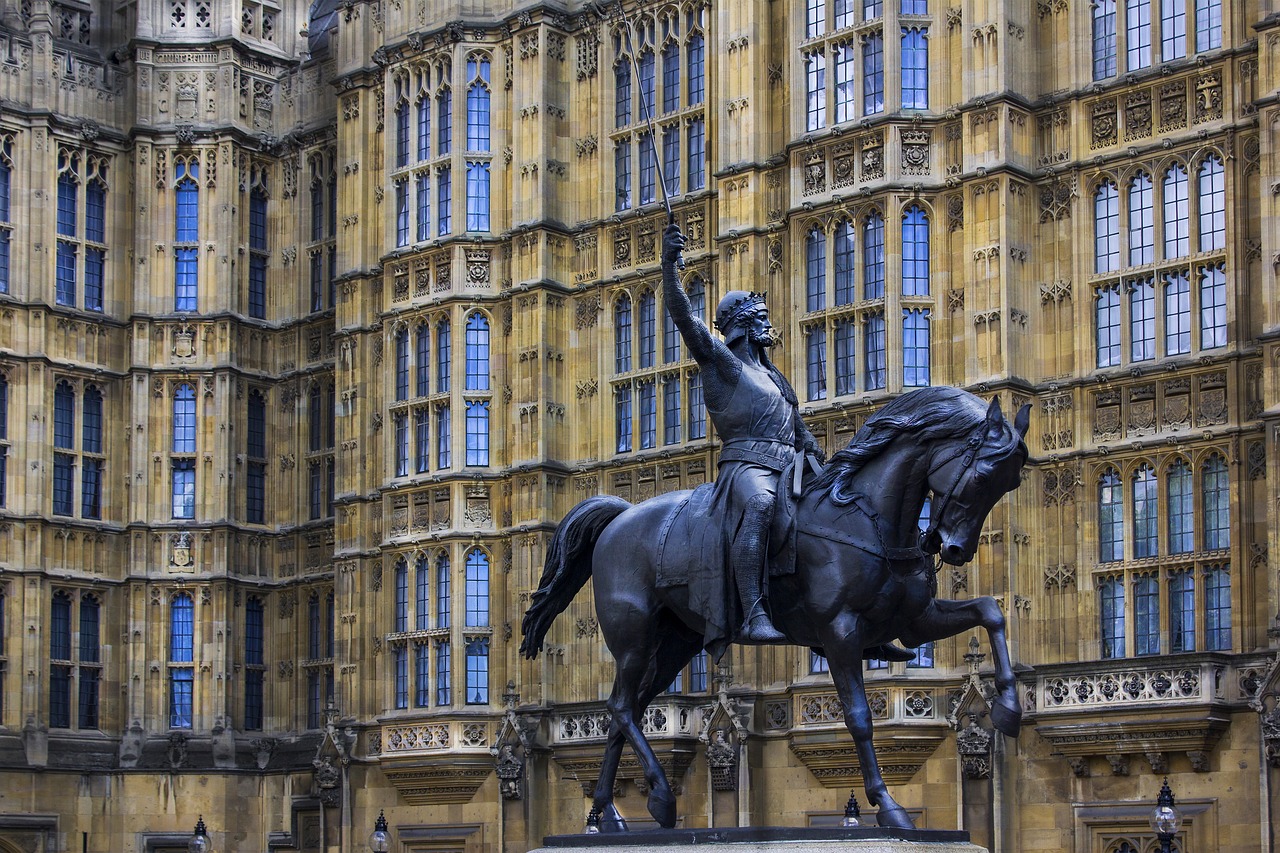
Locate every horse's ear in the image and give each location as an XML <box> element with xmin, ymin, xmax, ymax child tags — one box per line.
<box><xmin>1014</xmin><ymin>403</ymin><xmax>1031</xmax><ymax>438</ymax></box>
<box><xmin>985</xmin><ymin>396</ymin><xmax>1004</xmax><ymax>424</ymax></box>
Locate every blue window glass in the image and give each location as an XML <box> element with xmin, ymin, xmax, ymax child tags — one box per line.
<box><xmin>806</xmin><ymin>326</ymin><xmax>826</xmax><ymax>402</ymax></box>
<box><xmin>394</xmin><ymin>559</ymin><xmax>408</xmax><ymax>632</ymax></box>
<box><xmin>311</xmin><ymin>182</ymin><xmax>324</xmax><ymax>242</ymax></box>
<box><xmin>1204</xmin><ymin>564</ymin><xmax>1230</xmax><ymax>650</ymax></box>
<box><xmin>1166</xmin><ymin>459</ymin><xmax>1193</xmax><ymax>554</ymax></box>
<box><xmin>437</xmin><ymin>166</ymin><xmax>452</xmax><ymax>235</ymax></box>
<box><xmin>1169</xmin><ymin>569</ymin><xmax>1194</xmax><ymax>652</ymax></box>
<box><xmin>54</xmin><ymin>382</ymin><xmax>75</xmax><ymax>449</ymax></box>
<box><xmin>834</xmin><ymin>43</ymin><xmax>855</xmax><ymax>123</ymax></box>
<box><xmin>81</xmin><ymin>457</ymin><xmax>101</xmax><ymax>519</ymax></box>
<box><xmin>900</xmin><ymin>28</ymin><xmax>928</xmax><ymax>109</ymax></box>
<box><xmin>907</xmin><ymin>642</ymin><xmax>934</xmax><ymax>668</ymax></box>
<box><xmin>414</xmin><ymin>643</ymin><xmax>430</xmax><ymax>707</ymax></box>
<box><xmin>1093</xmin><ymin>0</ymin><xmax>1117</xmax><ymax>80</ymax></box>
<box><xmin>1129</xmin><ymin>172</ymin><xmax>1154</xmax><ymax>266</ymax></box>
<box><xmin>56</xmin><ymin>242</ymin><xmax>77</xmax><ymax>306</ymax></box>
<box><xmin>1194</xmin><ymin>0</ymin><xmax>1221</xmax><ymax>52</ymax></box>
<box><xmin>53</xmin><ymin>453</ymin><xmax>74</xmax><ymax>516</ymax></box>
<box><xmin>1126</xmin><ymin>0</ymin><xmax>1152</xmax><ymax>71</ymax></box>
<box><xmin>1130</xmin><ymin>277</ymin><xmax>1155</xmax><ymax>362</ymax></box>
<box><xmin>435</xmin><ymin>640</ymin><xmax>451</xmax><ymax>705</ymax></box>
<box><xmin>415</xmin><ymin>556</ymin><xmax>430</xmax><ymax>630</ymax></box>
<box><xmin>465</xmin><ymin>400</ymin><xmax>489</xmax><ymax>466</ymax></box>
<box><xmin>436</xmin><ymin>554</ymin><xmax>451</xmax><ymax>628</ymax></box>
<box><xmin>82</xmin><ymin>386</ymin><xmax>102</xmax><ymax>454</ymax></box>
<box><xmin>394</xmin><ymin>413</ymin><xmax>408</xmax><ymax>477</ymax></box>
<box><xmin>1132</xmin><ymin>464</ymin><xmax>1157</xmax><ymax>559</ymax></box>
<box><xmin>170</xmin><ymin>666</ymin><xmax>194</xmax><ymax>728</ymax></box>
<box><xmin>465</xmin><ymin>637</ymin><xmax>489</xmax><ymax>704</ymax></box>
<box><xmin>415</xmin><ymin>324</ymin><xmax>430</xmax><ymax>396</ymax></box>
<box><xmin>1161</xmin><ymin>0</ymin><xmax>1186</xmax><ymax>61</ymax></box>
<box><xmin>806</xmin><ymin>227</ymin><xmax>826</xmax><ymax>312</ymax></box>
<box><xmin>1096</xmin><ymin>284</ymin><xmax>1121</xmax><ymax>368</ymax></box>
<box><xmin>395</xmin><ymin>181</ymin><xmax>409</xmax><ymax>248</ymax></box>
<box><xmin>864</xmin><ymin>213</ymin><xmax>885</xmax><ymax>299</ymax></box>
<box><xmin>1199</xmin><ymin>262</ymin><xmax>1226</xmax><ymax>350</ymax></box>
<box><xmin>864</xmin><ymin>314</ymin><xmax>886</xmax><ymax>390</ymax></box>
<box><xmin>863</xmin><ymin>32</ymin><xmax>884</xmax><ymax>115</ymax></box>
<box><xmin>807</xmin><ymin>0</ymin><xmax>825</xmax><ymax>37</ymax></box>
<box><xmin>393</xmin><ymin>646</ymin><xmax>408</xmax><ymax>709</ymax></box>
<box><xmin>395</xmin><ymin>100</ymin><xmax>410</xmax><ymax>167</ymax></box>
<box><xmin>900</xmin><ymin>0</ymin><xmax>926</xmax><ymax>12</ymax></box>
<box><xmin>415</xmin><ymin>408</ymin><xmax>429</xmax><ymax>473</ymax></box>
<box><xmin>615</xmin><ymin>386</ymin><xmax>632</xmax><ymax>453</ymax></box>
<box><xmin>1202</xmin><ymin>455</ymin><xmax>1229</xmax><ymax>550</ymax></box>
<box><xmin>639</xmin><ymin>132</ymin><xmax>656</xmax><ymax>205</ymax></box>
<box><xmin>615</xmin><ymin>294</ymin><xmax>632</xmax><ymax>373</ymax></box>
<box><xmin>1098</xmin><ymin>469</ymin><xmax>1123</xmax><ymax>562</ymax></box>
<box><xmin>687</xmin><ymin>118</ymin><xmax>705</xmax><ymax>192</ymax></box>
<box><xmin>466</xmin><ymin>81</ymin><xmax>491</xmax><ymax>151</ymax></box>
<box><xmin>171</xmin><ymin>593</ymin><xmax>194</xmax><ymax>662</ymax></box>
<box><xmin>248</xmin><ymin>254</ymin><xmax>266</xmax><ymax>319</ymax></box>
<box><xmin>51</xmin><ymin>591</ymin><xmax>73</xmax><ymax>660</ymax></box>
<box><xmin>663</xmin><ymin>376</ymin><xmax>681</xmax><ymax>445</ymax></box>
<box><xmin>395</xmin><ymin>328</ymin><xmax>410</xmax><ymax>401</ymax></box>
<box><xmin>465</xmin><ymin>550</ymin><xmax>489</xmax><ymax>627</ymax></box>
<box><xmin>416</xmin><ymin>173</ymin><xmax>430</xmax><ymax>242</ymax></box>
<box><xmin>1099</xmin><ymin>575</ymin><xmax>1125</xmax><ymax>659</ymax></box>
<box><xmin>0</xmin><ymin>231</ymin><xmax>10</xmax><ymax>294</ymax></box>
<box><xmin>663</xmin><ymin>300</ymin><xmax>681</xmax><ymax>364</ymax></box>
<box><xmin>638</xmin><ymin>292</ymin><xmax>656</xmax><ymax>369</ymax></box>
<box><xmin>436</xmin><ymin>317</ymin><xmax>451</xmax><ymax>392</ymax></box>
<box><xmin>50</xmin><ymin>663</ymin><xmax>71</xmax><ymax>727</ymax></box>
<box><xmin>175</xmin><ymin>163</ymin><xmax>199</xmax><ymax>242</ymax></box>
<box><xmin>465</xmin><ymin>162</ymin><xmax>490</xmax><ymax>231</ymax></box>
<box><xmin>174</xmin><ymin>247</ymin><xmax>198</xmax><ymax>312</ymax></box>
<box><xmin>615</xmin><ymin>62</ymin><xmax>632</xmax><ymax>128</ymax></box>
<box><xmin>172</xmin><ymin>460</ymin><xmax>195</xmax><ymax>518</ymax></box>
<box><xmin>690</xmin><ymin>650</ymin><xmax>708</xmax><ymax>691</ymax></box>
<box><xmin>417</xmin><ymin>96</ymin><xmax>430</xmax><ymax>161</ymax></box>
<box><xmin>615</xmin><ymin>142</ymin><xmax>632</xmax><ymax>211</ymax></box>
<box><xmin>902</xmin><ymin>309</ymin><xmax>930</xmax><ymax>387</ymax></box>
<box><xmin>688</xmin><ymin>371</ymin><xmax>706</xmax><ymax>441</ymax></box>
<box><xmin>1164</xmin><ymin>271</ymin><xmax>1190</xmax><ymax>355</ymax></box>
<box><xmin>78</xmin><ymin>667</ymin><xmax>99</xmax><ymax>729</ymax></box>
<box><xmin>834</xmin><ymin>319</ymin><xmax>856</xmax><ymax>396</ymax></box>
<box><xmin>1134</xmin><ymin>573</ymin><xmax>1159</xmax><ymax>655</ymax></box>
<box><xmin>438</xmin><ymin>89</ymin><xmax>452</xmax><ymax>154</ymax></box>
<box><xmin>806</xmin><ymin>51</ymin><xmax>826</xmax><ymax>131</ymax></box>
<box><xmin>245</xmin><ymin>597</ymin><xmax>264</xmax><ymax>666</ymax></box>
<box><xmin>902</xmin><ymin>206</ymin><xmax>930</xmax><ymax>295</ymax></box>
<box><xmin>465</xmin><ymin>313</ymin><xmax>490</xmax><ymax>390</ymax></box>
<box><xmin>85</xmin><ymin>181</ymin><xmax>105</xmax><ymax>243</ymax></box>
<box><xmin>638</xmin><ymin>379</ymin><xmax>657</xmax><ymax>449</ymax></box>
<box><xmin>662</xmin><ymin>124</ymin><xmax>680</xmax><ymax>198</ymax></box>
<box><xmin>686</xmin><ymin>34</ymin><xmax>705</xmax><ymax>105</ymax></box>
<box><xmin>638</xmin><ymin>50</ymin><xmax>656</xmax><ymax>118</ymax></box>
<box><xmin>833</xmin><ymin>221</ymin><xmax>855</xmax><ymax>306</ymax></box>
<box><xmin>57</xmin><ymin>173</ymin><xmax>77</xmax><ymax>237</ymax></box>
<box><xmin>1163</xmin><ymin>164</ymin><xmax>1189</xmax><ymax>259</ymax></box>
<box><xmin>173</xmin><ymin>384</ymin><xmax>196</xmax><ymax>452</ymax></box>
<box><xmin>662</xmin><ymin>41</ymin><xmax>680</xmax><ymax>112</ymax></box>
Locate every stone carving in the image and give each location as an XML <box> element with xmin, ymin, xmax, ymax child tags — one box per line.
<box><xmin>900</xmin><ymin>128</ymin><xmax>930</xmax><ymax>175</ymax></box>
<box><xmin>1123</xmin><ymin>90</ymin><xmax>1151</xmax><ymax>140</ymax></box>
<box><xmin>706</xmin><ymin>728</ymin><xmax>738</xmax><ymax>791</ymax></box>
<box><xmin>1091</xmin><ymin>99</ymin><xmax>1118</xmax><ymax>149</ymax></box>
<box><xmin>495</xmin><ymin>743</ymin><xmax>525</xmax><ymax>800</ymax></box>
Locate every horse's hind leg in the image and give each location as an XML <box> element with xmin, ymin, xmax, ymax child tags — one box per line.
<box><xmin>902</xmin><ymin>597</ymin><xmax>1022</xmax><ymax>736</ymax></box>
<box><xmin>592</xmin><ymin>620</ymin><xmax>703</xmax><ymax>831</ymax></box>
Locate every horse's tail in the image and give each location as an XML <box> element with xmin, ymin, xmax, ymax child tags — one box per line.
<box><xmin>520</xmin><ymin>495</ymin><xmax>631</xmax><ymax>660</ymax></box>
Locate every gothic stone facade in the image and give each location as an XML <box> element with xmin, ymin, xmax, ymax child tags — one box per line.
<box><xmin>0</xmin><ymin>1</ymin><xmax>1278</xmax><ymax>852</ymax></box>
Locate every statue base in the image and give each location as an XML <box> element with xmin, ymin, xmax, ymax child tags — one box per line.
<box><xmin>535</xmin><ymin>826</ymin><xmax>985</xmax><ymax>853</ymax></box>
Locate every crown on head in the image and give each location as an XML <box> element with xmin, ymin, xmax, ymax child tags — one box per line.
<box><xmin>715</xmin><ymin>292</ymin><xmax>768</xmax><ymax>332</ymax></box>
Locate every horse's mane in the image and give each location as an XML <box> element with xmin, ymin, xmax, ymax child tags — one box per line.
<box><xmin>809</xmin><ymin>387</ymin><xmax>993</xmax><ymax>494</ymax></box>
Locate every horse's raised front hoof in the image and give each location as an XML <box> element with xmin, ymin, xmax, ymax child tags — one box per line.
<box><xmin>991</xmin><ymin>699</ymin><xmax>1023</xmax><ymax>738</ymax></box>
<box><xmin>647</xmin><ymin>789</ymin><xmax>677</xmax><ymax>829</ymax></box>
<box><xmin>600</xmin><ymin>803</ymin><xmax>629</xmax><ymax>833</ymax></box>
<box><xmin>876</xmin><ymin>805</ymin><xmax>915</xmax><ymax>829</ymax></box>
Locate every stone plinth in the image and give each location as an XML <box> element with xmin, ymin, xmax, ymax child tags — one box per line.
<box><xmin>533</xmin><ymin>826</ymin><xmax>987</xmax><ymax>853</ymax></box>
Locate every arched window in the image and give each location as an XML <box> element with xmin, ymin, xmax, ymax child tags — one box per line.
<box><xmin>1094</xmin><ymin>181</ymin><xmax>1119</xmax><ymax>274</ymax></box>
<box><xmin>170</xmin><ymin>592</ymin><xmax>195</xmax><ymax>728</ymax></box>
<box><xmin>1098</xmin><ymin>469</ymin><xmax>1123</xmax><ymax>562</ymax></box>
<box><xmin>900</xmin><ymin>27</ymin><xmax>928</xmax><ymax>110</ymax></box>
<box><xmin>686</xmin><ymin>32</ymin><xmax>705</xmax><ymax>105</ymax></box>
<box><xmin>1096</xmin><ymin>285</ymin><xmax>1121</xmax><ymax>368</ymax></box>
<box><xmin>55</xmin><ymin>157</ymin><xmax>79</xmax><ymax>306</ymax></box>
<box><xmin>436</xmin><ymin>317</ymin><xmax>451</xmax><ymax>393</ymax></box>
<box><xmin>806</xmin><ymin>227</ymin><xmax>826</xmax><ymax>312</ymax></box>
<box><xmin>902</xmin><ymin>308</ymin><xmax>931</xmax><ymax>387</ymax></box>
<box><xmin>465</xmin><ymin>549</ymin><xmax>489</xmax><ymax>627</ymax></box>
<box><xmin>1202</xmin><ymin>455</ymin><xmax>1229</xmax><ymax>550</ymax></box>
<box><xmin>834</xmin><ymin>219</ymin><xmax>855</xmax><ymax>306</ymax></box>
<box><xmin>393</xmin><ymin>558</ymin><xmax>409</xmax><ymax>632</ymax></box>
<box><xmin>464</xmin><ymin>313</ymin><xmax>490</xmax><ymax>391</ymax></box>
<box><xmin>1197</xmin><ymin>155</ymin><xmax>1224</xmax><ymax>252</ymax></box>
<box><xmin>902</xmin><ymin>205</ymin><xmax>930</xmax><ymax>296</ymax></box>
<box><xmin>1131</xmin><ymin>464</ymin><xmax>1157</xmax><ymax>559</ymax></box>
<box><xmin>82</xmin><ymin>386</ymin><xmax>102</xmax><ymax>454</ymax></box>
<box><xmin>614</xmin><ymin>294</ymin><xmax>633</xmax><ymax>373</ymax></box>
<box><xmin>437</xmin><ymin>86</ymin><xmax>453</xmax><ymax>155</ymax></box>
<box><xmin>248</xmin><ymin>185</ymin><xmax>268</xmax><ymax>319</ymax></box>
<box><xmin>174</xmin><ymin>160</ymin><xmax>199</xmax><ymax>312</ymax></box>
<box><xmin>465</xmin><ymin>57</ymin><xmax>490</xmax><ymax>152</ymax></box>
<box><xmin>1162</xmin><ymin>164</ymin><xmax>1189</xmax><ymax>259</ymax></box>
<box><xmin>637</xmin><ymin>291</ymin><xmax>656</xmax><ymax>369</ymax></box>
<box><xmin>436</xmin><ymin>552</ymin><xmax>451</xmax><ymax>629</ymax></box>
<box><xmin>417</xmin><ymin>92</ymin><xmax>430</xmax><ymax>161</ymax></box>
<box><xmin>173</xmin><ymin>384</ymin><xmax>196</xmax><ymax>453</ymax></box>
<box><xmin>84</xmin><ymin>175</ymin><xmax>106</xmax><ymax>312</ymax></box>
<box><xmin>54</xmin><ymin>380</ymin><xmax>75</xmax><ymax>446</ymax></box>
<box><xmin>1166</xmin><ymin>459</ymin><xmax>1193</xmax><ymax>554</ymax></box>
<box><xmin>1128</xmin><ymin>172</ymin><xmax>1153</xmax><ymax>266</ymax></box>
<box><xmin>863</xmin><ymin>212</ymin><xmax>885</xmax><ymax>299</ymax></box>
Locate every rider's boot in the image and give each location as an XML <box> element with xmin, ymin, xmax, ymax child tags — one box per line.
<box><xmin>737</xmin><ymin>573</ymin><xmax>786</xmax><ymax>642</ymax></box>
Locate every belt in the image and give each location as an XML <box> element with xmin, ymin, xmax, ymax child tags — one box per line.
<box><xmin>718</xmin><ymin>438</ymin><xmax>794</xmax><ymax>472</ymax></box>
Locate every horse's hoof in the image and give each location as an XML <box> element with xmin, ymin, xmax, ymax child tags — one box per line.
<box><xmin>647</xmin><ymin>791</ymin><xmax>677</xmax><ymax>828</ymax></box>
<box><xmin>600</xmin><ymin>803</ymin><xmax>629</xmax><ymax>833</ymax></box>
<box><xmin>876</xmin><ymin>805</ymin><xmax>915</xmax><ymax>829</ymax></box>
<box><xmin>991</xmin><ymin>699</ymin><xmax>1022</xmax><ymax>737</ymax></box>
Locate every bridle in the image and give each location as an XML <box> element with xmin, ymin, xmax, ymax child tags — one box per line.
<box><xmin>918</xmin><ymin>419</ymin><xmax>1018</xmax><ymax>553</ymax></box>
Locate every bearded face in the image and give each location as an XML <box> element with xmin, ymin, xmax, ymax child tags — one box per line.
<box><xmin>742</xmin><ymin>310</ymin><xmax>775</xmax><ymax>347</ymax></box>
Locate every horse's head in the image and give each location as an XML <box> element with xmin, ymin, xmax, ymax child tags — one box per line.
<box><xmin>921</xmin><ymin>398</ymin><xmax>1030</xmax><ymax>565</ymax></box>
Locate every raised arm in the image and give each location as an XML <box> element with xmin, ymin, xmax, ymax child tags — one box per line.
<box><xmin>661</xmin><ymin>225</ymin><xmax>739</xmax><ymax>388</ymax></box>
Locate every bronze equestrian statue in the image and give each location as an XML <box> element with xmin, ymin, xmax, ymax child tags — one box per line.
<box><xmin>521</xmin><ymin>225</ymin><xmax>1031</xmax><ymax>832</ymax></box>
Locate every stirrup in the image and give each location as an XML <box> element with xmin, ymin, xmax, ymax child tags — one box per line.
<box><xmin>741</xmin><ymin>599</ymin><xmax>786</xmax><ymax>642</ymax></box>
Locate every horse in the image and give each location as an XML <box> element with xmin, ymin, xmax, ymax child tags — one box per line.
<box><xmin>520</xmin><ymin>386</ymin><xmax>1030</xmax><ymax>832</ymax></box>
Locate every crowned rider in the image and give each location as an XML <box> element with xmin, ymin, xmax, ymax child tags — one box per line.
<box><xmin>660</xmin><ymin>224</ymin><xmax>824</xmax><ymax>641</ymax></box>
